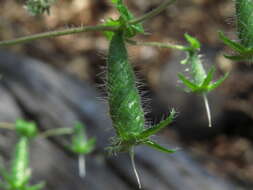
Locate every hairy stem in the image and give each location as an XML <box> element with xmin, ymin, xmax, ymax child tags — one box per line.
<box><xmin>0</xmin><ymin>25</ymin><xmax>119</xmax><ymax>47</ymax></box>
<box><xmin>127</xmin><ymin>39</ymin><xmax>186</xmax><ymax>51</ymax></box>
<box><xmin>202</xmin><ymin>93</ymin><xmax>212</xmax><ymax>127</ymax></box>
<box><xmin>0</xmin><ymin>0</ymin><xmax>176</xmax><ymax>47</ymax></box>
<box><xmin>129</xmin><ymin>147</ymin><xmax>141</xmax><ymax>189</ymax></box>
<box><xmin>39</xmin><ymin>127</ymin><xmax>74</xmax><ymax>138</ymax></box>
<box><xmin>129</xmin><ymin>0</ymin><xmax>176</xmax><ymax>25</ymax></box>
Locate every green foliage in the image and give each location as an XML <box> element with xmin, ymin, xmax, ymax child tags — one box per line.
<box><xmin>103</xmin><ymin>0</ymin><xmax>144</xmax><ymax>40</ymax></box>
<box><xmin>69</xmin><ymin>123</ymin><xmax>96</xmax><ymax>178</ymax></box>
<box><xmin>70</xmin><ymin>123</ymin><xmax>96</xmax><ymax>155</ymax></box>
<box><xmin>219</xmin><ymin>0</ymin><xmax>253</xmax><ymax>62</ymax></box>
<box><xmin>0</xmin><ymin>136</ymin><xmax>44</xmax><ymax>190</ymax></box>
<box><xmin>178</xmin><ymin>34</ymin><xmax>228</xmax><ymax>94</ymax></box>
<box><xmin>25</xmin><ymin>0</ymin><xmax>56</xmax><ymax>15</ymax></box>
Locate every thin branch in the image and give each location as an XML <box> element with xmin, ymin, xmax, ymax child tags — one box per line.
<box><xmin>129</xmin><ymin>0</ymin><xmax>176</xmax><ymax>25</ymax></box>
<box><xmin>0</xmin><ymin>0</ymin><xmax>176</xmax><ymax>47</ymax></box>
<box><xmin>0</xmin><ymin>122</ymin><xmax>15</xmax><ymax>130</ymax></box>
<box><xmin>0</xmin><ymin>25</ymin><xmax>119</xmax><ymax>47</ymax></box>
<box><xmin>39</xmin><ymin>127</ymin><xmax>74</xmax><ymax>138</ymax></box>
<box><xmin>127</xmin><ymin>39</ymin><xmax>186</xmax><ymax>51</ymax></box>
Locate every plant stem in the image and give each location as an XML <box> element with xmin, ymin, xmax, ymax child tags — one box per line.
<box><xmin>127</xmin><ymin>39</ymin><xmax>186</xmax><ymax>51</ymax></box>
<box><xmin>0</xmin><ymin>122</ymin><xmax>15</xmax><ymax>130</ymax></box>
<box><xmin>129</xmin><ymin>147</ymin><xmax>141</xmax><ymax>189</ymax></box>
<box><xmin>78</xmin><ymin>155</ymin><xmax>86</xmax><ymax>178</ymax></box>
<box><xmin>202</xmin><ymin>93</ymin><xmax>212</xmax><ymax>127</ymax></box>
<box><xmin>0</xmin><ymin>25</ymin><xmax>119</xmax><ymax>47</ymax></box>
<box><xmin>129</xmin><ymin>0</ymin><xmax>176</xmax><ymax>25</ymax></box>
<box><xmin>39</xmin><ymin>127</ymin><xmax>74</xmax><ymax>138</ymax></box>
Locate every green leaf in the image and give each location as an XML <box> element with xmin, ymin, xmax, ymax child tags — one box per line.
<box><xmin>70</xmin><ymin>123</ymin><xmax>96</xmax><ymax>155</ymax></box>
<box><xmin>26</xmin><ymin>182</ymin><xmax>45</xmax><ymax>190</ymax></box>
<box><xmin>218</xmin><ymin>31</ymin><xmax>246</xmax><ymax>54</ymax></box>
<box><xmin>224</xmin><ymin>54</ymin><xmax>246</xmax><ymax>61</ymax></box>
<box><xmin>111</xmin><ymin>0</ymin><xmax>118</xmax><ymax>4</ymax></box>
<box><xmin>103</xmin><ymin>19</ymin><xmax>121</xmax><ymax>40</ymax></box>
<box><xmin>83</xmin><ymin>138</ymin><xmax>96</xmax><ymax>154</ymax></box>
<box><xmin>178</xmin><ymin>73</ymin><xmax>198</xmax><ymax>91</ymax></box>
<box><xmin>138</xmin><ymin>109</ymin><xmax>175</xmax><ymax>139</ymax></box>
<box><xmin>107</xmin><ymin>0</ymin><xmax>144</xmax><ymax>38</ymax></box>
<box><xmin>207</xmin><ymin>73</ymin><xmax>229</xmax><ymax>92</ymax></box>
<box><xmin>144</xmin><ymin>140</ymin><xmax>177</xmax><ymax>154</ymax></box>
<box><xmin>184</xmin><ymin>33</ymin><xmax>200</xmax><ymax>50</ymax></box>
<box><xmin>201</xmin><ymin>66</ymin><xmax>215</xmax><ymax>88</ymax></box>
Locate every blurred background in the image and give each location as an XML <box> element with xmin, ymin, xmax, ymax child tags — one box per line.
<box><xmin>0</xmin><ymin>0</ymin><xmax>253</xmax><ymax>189</ymax></box>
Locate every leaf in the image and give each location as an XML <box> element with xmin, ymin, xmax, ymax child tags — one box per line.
<box><xmin>103</xmin><ymin>19</ymin><xmax>121</xmax><ymax>40</ymax></box>
<box><xmin>201</xmin><ymin>66</ymin><xmax>215</xmax><ymax>88</ymax></box>
<box><xmin>84</xmin><ymin>138</ymin><xmax>96</xmax><ymax>154</ymax></box>
<box><xmin>207</xmin><ymin>73</ymin><xmax>229</xmax><ymax>92</ymax></box>
<box><xmin>184</xmin><ymin>33</ymin><xmax>200</xmax><ymax>50</ymax></box>
<box><xmin>138</xmin><ymin>109</ymin><xmax>175</xmax><ymax>139</ymax></box>
<box><xmin>218</xmin><ymin>31</ymin><xmax>246</xmax><ymax>54</ymax></box>
<box><xmin>108</xmin><ymin>0</ymin><xmax>144</xmax><ymax>38</ymax></box>
<box><xmin>223</xmin><ymin>54</ymin><xmax>245</xmax><ymax>61</ymax></box>
<box><xmin>144</xmin><ymin>140</ymin><xmax>177</xmax><ymax>154</ymax></box>
<box><xmin>178</xmin><ymin>73</ymin><xmax>198</xmax><ymax>91</ymax></box>
<box><xmin>26</xmin><ymin>182</ymin><xmax>45</xmax><ymax>190</ymax></box>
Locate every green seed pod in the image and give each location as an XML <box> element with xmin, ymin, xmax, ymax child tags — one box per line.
<box><xmin>107</xmin><ymin>31</ymin><xmax>145</xmax><ymax>144</ymax></box>
<box><xmin>10</xmin><ymin>137</ymin><xmax>31</xmax><ymax>189</ymax></box>
<box><xmin>236</xmin><ymin>0</ymin><xmax>253</xmax><ymax>48</ymax></box>
<box><xmin>107</xmin><ymin>31</ymin><xmax>176</xmax><ymax>188</ymax></box>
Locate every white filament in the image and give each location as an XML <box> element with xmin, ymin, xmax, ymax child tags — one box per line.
<box><xmin>78</xmin><ymin>155</ymin><xmax>86</xmax><ymax>178</ymax></box>
<box><xmin>203</xmin><ymin>94</ymin><xmax>212</xmax><ymax>127</ymax></box>
<box><xmin>130</xmin><ymin>147</ymin><xmax>142</xmax><ymax>189</ymax></box>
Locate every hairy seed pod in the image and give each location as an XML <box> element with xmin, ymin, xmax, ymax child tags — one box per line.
<box><xmin>11</xmin><ymin>137</ymin><xmax>30</xmax><ymax>188</ymax></box>
<box><xmin>107</xmin><ymin>31</ymin><xmax>145</xmax><ymax>144</ymax></box>
<box><xmin>235</xmin><ymin>0</ymin><xmax>253</xmax><ymax>48</ymax></box>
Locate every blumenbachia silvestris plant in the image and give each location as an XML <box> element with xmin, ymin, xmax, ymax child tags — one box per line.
<box><xmin>69</xmin><ymin>123</ymin><xmax>96</xmax><ymax>178</ymax></box>
<box><xmin>128</xmin><ymin>34</ymin><xmax>228</xmax><ymax>128</ymax></box>
<box><xmin>0</xmin><ymin>120</ymin><xmax>45</xmax><ymax>190</ymax></box>
<box><xmin>105</xmin><ymin>0</ymin><xmax>176</xmax><ymax>188</ymax></box>
<box><xmin>219</xmin><ymin>0</ymin><xmax>253</xmax><ymax>62</ymax></box>
<box><xmin>177</xmin><ymin>34</ymin><xmax>228</xmax><ymax>127</ymax></box>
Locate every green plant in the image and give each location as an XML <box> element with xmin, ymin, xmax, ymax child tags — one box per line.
<box><xmin>0</xmin><ymin>120</ymin><xmax>95</xmax><ymax>189</ymax></box>
<box><xmin>0</xmin><ymin>120</ymin><xmax>44</xmax><ymax>190</ymax></box>
<box><xmin>70</xmin><ymin>123</ymin><xmax>96</xmax><ymax>178</ymax></box>
<box><xmin>128</xmin><ymin>34</ymin><xmax>228</xmax><ymax>128</ymax></box>
<box><xmin>219</xmin><ymin>0</ymin><xmax>253</xmax><ymax>62</ymax></box>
